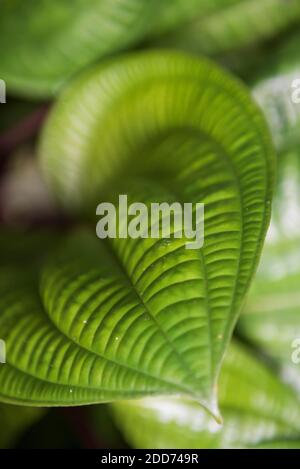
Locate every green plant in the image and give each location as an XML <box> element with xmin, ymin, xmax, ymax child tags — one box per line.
<box><xmin>1</xmin><ymin>0</ymin><xmax>300</xmax><ymax>450</ymax></box>
<box><xmin>0</xmin><ymin>51</ymin><xmax>274</xmax><ymax>420</ymax></box>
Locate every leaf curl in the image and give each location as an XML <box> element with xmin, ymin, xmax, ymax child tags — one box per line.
<box><xmin>0</xmin><ymin>52</ymin><xmax>274</xmax><ymax>418</ymax></box>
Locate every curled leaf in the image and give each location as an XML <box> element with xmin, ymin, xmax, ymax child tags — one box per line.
<box><xmin>0</xmin><ymin>52</ymin><xmax>274</xmax><ymax>418</ymax></box>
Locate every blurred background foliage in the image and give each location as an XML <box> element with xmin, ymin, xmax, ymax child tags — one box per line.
<box><xmin>0</xmin><ymin>0</ymin><xmax>300</xmax><ymax>448</ymax></box>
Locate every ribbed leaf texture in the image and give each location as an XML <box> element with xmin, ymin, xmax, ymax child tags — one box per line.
<box><xmin>111</xmin><ymin>342</ymin><xmax>300</xmax><ymax>449</ymax></box>
<box><xmin>0</xmin><ymin>52</ymin><xmax>274</xmax><ymax>417</ymax></box>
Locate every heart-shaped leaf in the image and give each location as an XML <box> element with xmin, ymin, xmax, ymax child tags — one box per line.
<box><xmin>111</xmin><ymin>341</ymin><xmax>300</xmax><ymax>449</ymax></box>
<box><xmin>0</xmin><ymin>52</ymin><xmax>274</xmax><ymax>417</ymax></box>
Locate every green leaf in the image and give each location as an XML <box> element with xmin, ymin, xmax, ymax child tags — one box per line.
<box><xmin>0</xmin><ymin>403</ymin><xmax>44</xmax><ymax>448</ymax></box>
<box><xmin>0</xmin><ymin>0</ymin><xmax>158</xmax><ymax>98</ymax></box>
<box><xmin>153</xmin><ymin>1</ymin><xmax>300</xmax><ymax>57</ymax></box>
<box><xmin>1</xmin><ymin>51</ymin><xmax>274</xmax><ymax>416</ymax></box>
<box><xmin>111</xmin><ymin>342</ymin><xmax>300</xmax><ymax>449</ymax></box>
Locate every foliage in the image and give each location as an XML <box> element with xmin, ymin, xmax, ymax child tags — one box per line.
<box><xmin>0</xmin><ymin>0</ymin><xmax>299</xmax><ymax>450</ymax></box>
<box><xmin>111</xmin><ymin>342</ymin><xmax>300</xmax><ymax>449</ymax></box>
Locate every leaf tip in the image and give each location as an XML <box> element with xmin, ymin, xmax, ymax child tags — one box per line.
<box><xmin>201</xmin><ymin>388</ymin><xmax>223</xmax><ymax>424</ymax></box>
